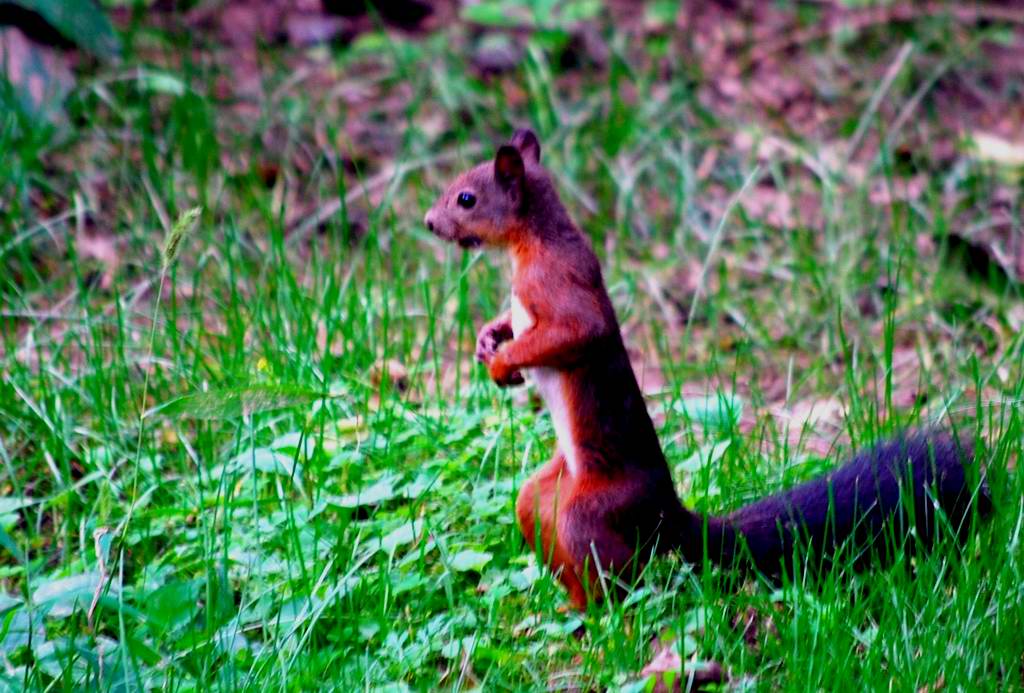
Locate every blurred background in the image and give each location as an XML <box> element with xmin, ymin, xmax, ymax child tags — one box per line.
<box><xmin>1</xmin><ymin>1</ymin><xmax>1022</xmax><ymax>690</ymax></box>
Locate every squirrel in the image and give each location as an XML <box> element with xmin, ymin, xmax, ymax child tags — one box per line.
<box><xmin>423</xmin><ymin>128</ymin><xmax>993</xmax><ymax>611</ymax></box>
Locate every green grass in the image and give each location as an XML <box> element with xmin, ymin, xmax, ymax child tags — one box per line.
<box><xmin>1</xmin><ymin>4</ymin><xmax>1023</xmax><ymax>690</ymax></box>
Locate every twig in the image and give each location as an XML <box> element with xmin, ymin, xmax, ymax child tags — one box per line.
<box><xmin>0</xmin><ymin>210</ymin><xmax>81</xmax><ymax>260</ymax></box>
<box><xmin>846</xmin><ymin>41</ymin><xmax>914</xmax><ymax>164</ymax></box>
<box><xmin>884</xmin><ymin>56</ymin><xmax>952</xmax><ymax>152</ymax></box>
<box><xmin>686</xmin><ymin>165</ymin><xmax>762</xmax><ymax>331</ymax></box>
<box><xmin>142</xmin><ymin>175</ymin><xmax>172</xmax><ymax>236</ymax></box>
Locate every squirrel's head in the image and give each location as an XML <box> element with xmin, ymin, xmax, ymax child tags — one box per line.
<box><xmin>424</xmin><ymin>128</ymin><xmax>541</xmax><ymax>249</ymax></box>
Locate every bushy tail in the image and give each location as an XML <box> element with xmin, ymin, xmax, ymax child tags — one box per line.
<box><xmin>673</xmin><ymin>431</ymin><xmax>992</xmax><ymax>575</ymax></box>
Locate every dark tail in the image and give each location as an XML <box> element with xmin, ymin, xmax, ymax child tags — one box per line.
<box><xmin>671</xmin><ymin>431</ymin><xmax>992</xmax><ymax>576</ymax></box>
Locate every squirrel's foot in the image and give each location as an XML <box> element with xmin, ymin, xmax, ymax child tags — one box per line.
<box><xmin>488</xmin><ymin>353</ymin><xmax>525</xmax><ymax>387</ymax></box>
<box><xmin>492</xmin><ymin>368</ymin><xmax>525</xmax><ymax>388</ymax></box>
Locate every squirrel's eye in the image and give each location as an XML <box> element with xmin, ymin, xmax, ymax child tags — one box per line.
<box><xmin>457</xmin><ymin>192</ymin><xmax>476</xmax><ymax>209</ymax></box>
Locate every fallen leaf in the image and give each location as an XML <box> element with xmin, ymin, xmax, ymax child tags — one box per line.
<box><xmin>471</xmin><ymin>33</ymin><xmax>522</xmax><ymax>76</ymax></box>
<box><xmin>731</xmin><ymin>604</ymin><xmax>778</xmax><ymax>650</ymax></box>
<box><xmin>639</xmin><ymin>639</ymin><xmax>728</xmax><ymax>692</ymax></box>
<box><xmin>218</xmin><ymin>1</ymin><xmax>285</xmax><ymax>47</ymax></box>
<box><xmin>284</xmin><ymin>12</ymin><xmax>353</xmax><ymax>46</ymax></box>
<box><xmin>868</xmin><ymin>175</ymin><xmax>926</xmax><ymax>206</ymax></box>
<box><xmin>76</xmin><ymin>229</ymin><xmax>119</xmax><ymax>290</ymax></box>
<box><xmin>966</xmin><ymin>131</ymin><xmax>1024</xmax><ymax>168</ymax></box>
<box><xmin>917</xmin><ymin>674</ymin><xmax>946</xmax><ymax>693</ymax></box>
<box><xmin>772</xmin><ymin>397</ymin><xmax>845</xmax><ymax>455</ymax></box>
<box><xmin>370</xmin><ymin>358</ymin><xmax>410</xmax><ymax>393</ymax></box>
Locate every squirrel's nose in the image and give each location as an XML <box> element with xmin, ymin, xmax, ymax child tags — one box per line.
<box><xmin>424</xmin><ymin>211</ymin><xmax>435</xmax><ymax>232</ymax></box>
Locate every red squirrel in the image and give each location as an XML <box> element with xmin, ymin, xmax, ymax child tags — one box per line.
<box><xmin>424</xmin><ymin>129</ymin><xmax>992</xmax><ymax>610</ymax></box>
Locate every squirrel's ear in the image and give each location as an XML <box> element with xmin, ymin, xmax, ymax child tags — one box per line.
<box><xmin>509</xmin><ymin>128</ymin><xmax>540</xmax><ymax>164</ymax></box>
<box><xmin>494</xmin><ymin>145</ymin><xmax>525</xmax><ymax>192</ymax></box>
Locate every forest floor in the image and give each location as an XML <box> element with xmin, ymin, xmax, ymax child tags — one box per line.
<box><xmin>2</xmin><ymin>1</ymin><xmax>1023</xmax><ymax>689</ymax></box>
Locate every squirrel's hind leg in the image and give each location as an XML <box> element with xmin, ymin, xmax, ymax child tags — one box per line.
<box><xmin>515</xmin><ymin>454</ymin><xmax>654</xmax><ymax>610</ymax></box>
<box><xmin>515</xmin><ymin>452</ymin><xmax>590</xmax><ymax>609</ymax></box>
<box><xmin>560</xmin><ymin>486</ymin><xmax>653</xmax><ymax>608</ymax></box>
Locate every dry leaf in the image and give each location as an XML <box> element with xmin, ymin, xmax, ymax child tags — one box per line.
<box><xmin>967</xmin><ymin>132</ymin><xmax>1024</xmax><ymax>168</ymax></box>
<box><xmin>868</xmin><ymin>175</ymin><xmax>926</xmax><ymax>206</ymax></box>
<box><xmin>76</xmin><ymin>230</ymin><xmax>120</xmax><ymax>290</ymax></box>
<box><xmin>640</xmin><ymin>640</ymin><xmax>728</xmax><ymax>692</ymax></box>
<box><xmin>370</xmin><ymin>358</ymin><xmax>410</xmax><ymax>393</ymax></box>
<box><xmin>285</xmin><ymin>13</ymin><xmax>353</xmax><ymax>46</ymax></box>
<box><xmin>731</xmin><ymin>605</ymin><xmax>778</xmax><ymax>651</ymax></box>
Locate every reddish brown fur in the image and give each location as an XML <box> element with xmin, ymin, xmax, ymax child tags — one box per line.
<box><xmin>513</xmin><ymin>453</ymin><xmax>590</xmax><ymax>608</ymax></box>
<box><xmin>424</xmin><ymin>129</ymin><xmax>990</xmax><ymax>611</ymax></box>
<box><xmin>425</xmin><ymin>129</ymin><xmax>697</xmax><ymax>605</ymax></box>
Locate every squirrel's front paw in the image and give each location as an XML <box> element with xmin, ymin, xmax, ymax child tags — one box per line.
<box><xmin>475</xmin><ymin>333</ymin><xmax>499</xmax><ymax>365</ymax></box>
<box><xmin>488</xmin><ymin>353</ymin><xmax>525</xmax><ymax>388</ymax></box>
<box><xmin>475</xmin><ymin>320</ymin><xmax>514</xmax><ymax>364</ymax></box>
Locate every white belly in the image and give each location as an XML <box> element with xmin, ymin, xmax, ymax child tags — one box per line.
<box><xmin>510</xmin><ymin>292</ymin><xmax>579</xmax><ymax>476</ymax></box>
<box><xmin>510</xmin><ymin>292</ymin><xmax>532</xmax><ymax>338</ymax></box>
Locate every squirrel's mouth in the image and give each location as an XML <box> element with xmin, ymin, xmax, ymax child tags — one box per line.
<box><xmin>452</xmin><ymin>221</ymin><xmax>481</xmax><ymax>248</ymax></box>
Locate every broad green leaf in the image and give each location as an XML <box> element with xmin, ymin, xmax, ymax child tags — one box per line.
<box><xmin>379</xmin><ymin>520</ymin><xmax>424</xmax><ymax>555</ymax></box>
<box><xmin>0</xmin><ymin>497</ymin><xmax>35</xmax><ymax>514</ymax></box>
<box><xmin>509</xmin><ymin>563</ymin><xmax>540</xmax><ymax>590</ymax></box>
<box><xmin>559</xmin><ymin>0</ymin><xmax>601</xmax><ymax>23</ymax></box>
<box><xmin>230</xmin><ymin>448</ymin><xmax>303</xmax><ymax>478</ymax></box>
<box><xmin>145</xmin><ymin>385</ymin><xmax>328</xmax><ymax>420</ymax></box>
<box><xmin>32</xmin><ymin>572</ymin><xmax>99</xmax><ymax>605</ymax></box>
<box><xmin>0</xmin><ymin>594</ymin><xmax>20</xmax><ymax>615</ymax></box>
<box><xmin>676</xmin><ymin>439</ymin><xmax>732</xmax><ymax>474</ymax></box>
<box><xmin>0</xmin><ymin>525</ymin><xmax>25</xmax><ymax>563</ymax></box>
<box><xmin>145</xmin><ymin>580</ymin><xmax>200</xmax><ymax>632</ymax></box>
<box><xmin>450</xmin><ymin>550</ymin><xmax>492</xmax><ymax>572</ymax></box>
<box><xmin>440</xmin><ymin>634</ymin><xmax>483</xmax><ymax>659</ymax></box>
<box><xmin>9</xmin><ymin>0</ymin><xmax>120</xmax><ymax>58</ymax></box>
<box><xmin>0</xmin><ymin>606</ymin><xmax>34</xmax><ymax>651</ymax></box>
<box><xmin>214</xmin><ymin>621</ymin><xmax>249</xmax><ymax>655</ymax></box>
<box><xmin>374</xmin><ymin>684</ymin><xmax>412</xmax><ymax>693</ymax></box>
<box><xmin>138</xmin><ymin>70</ymin><xmax>185</xmax><ymax>96</ymax></box>
<box><xmin>270</xmin><ymin>431</ymin><xmax>316</xmax><ymax>454</ymax></box>
<box><xmin>32</xmin><ymin>572</ymin><xmax>115</xmax><ymax>618</ymax></box>
<box><xmin>273</xmin><ymin>596</ymin><xmax>316</xmax><ymax>629</ymax></box>
<box><xmin>273</xmin><ymin>577</ymin><xmax>360</xmax><ymax>630</ymax></box>
<box><xmin>328</xmin><ymin>476</ymin><xmax>398</xmax><ymax>508</ymax></box>
<box><xmin>403</xmin><ymin>473</ymin><xmax>436</xmax><ymax>500</ymax></box>
<box><xmin>461</xmin><ymin>3</ymin><xmax>531</xmax><ymax>28</ymax></box>
<box><xmin>646</xmin><ymin>0</ymin><xmax>678</xmax><ymax>27</ymax></box>
<box><xmin>673</xmin><ymin>392</ymin><xmax>743</xmax><ymax>430</ymax></box>
<box><xmin>347</xmin><ymin>31</ymin><xmax>390</xmax><ymax>56</ymax></box>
